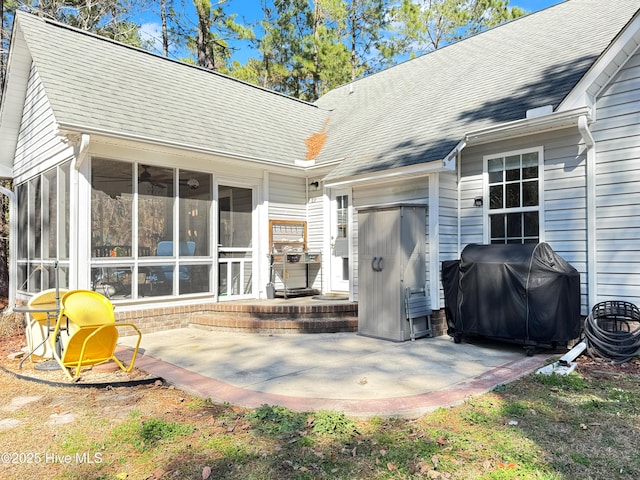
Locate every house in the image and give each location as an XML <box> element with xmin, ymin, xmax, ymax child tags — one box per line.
<box><xmin>1</xmin><ymin>0</ymin><xmax>639</xmax><ymax>338</ymax></box>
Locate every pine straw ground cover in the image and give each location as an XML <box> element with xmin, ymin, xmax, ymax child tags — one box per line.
<box><xmin>1</xmin><ymin>311</ymin><xmax>640</xmax><ymax>479</ymax></box>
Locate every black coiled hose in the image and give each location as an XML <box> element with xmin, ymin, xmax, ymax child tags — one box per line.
<box><xmin>584</xmin><ymin>301</ymin><xmax>640</xmax><ymax>364</ymax></box>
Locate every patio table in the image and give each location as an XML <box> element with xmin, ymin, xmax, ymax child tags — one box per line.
<box><xmin>14</xmin><ymin>304</ymin><xmax>60</xmax><ymax>369</ymax></box>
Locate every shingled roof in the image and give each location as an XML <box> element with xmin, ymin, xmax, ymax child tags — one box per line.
<box><xmin>315</xmin><ymin>0</ymin><xmax>640</xmax><ymax>180</ymax></box>
<box><xmin>2</xmin><ymin>11</ymin><xmax>329</xmax><ymax>168</ymax></box>
<box><xmin>1</xmin><ymin>0</ymin><xmax>639</xmax><ymax>181</ymax></box>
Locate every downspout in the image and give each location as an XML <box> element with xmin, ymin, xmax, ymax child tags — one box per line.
<box><xmin>456</xmin><ymin>150</ymin><xmax>462</xmax><ymax>258</ymax></box>
<box><xmin>445</xmin><ymin>141</ymin><xmax>465</xmax><ymax>258</ymax></box>
<box><xmin>0</xmin><ymin>185</ymin><xmax>17</xmax><ymax>307</ymax></box>
<box><xmin>578</xmin><ymin>115</ymin><xmax>597</xmax><ymax>310</ymax></box>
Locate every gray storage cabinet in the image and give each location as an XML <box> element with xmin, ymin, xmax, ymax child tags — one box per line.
<box><xmin>357</xmin><ymin>205</ymin><xmax>427</xmax><ymax>341</ymax></box>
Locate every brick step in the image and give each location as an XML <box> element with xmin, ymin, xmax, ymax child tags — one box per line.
<box><xmin>189</xmin><ymin>301</ymin><xmax>358</xmax><ymax>334</ymax></box>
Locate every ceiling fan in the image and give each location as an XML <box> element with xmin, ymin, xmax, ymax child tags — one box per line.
<box><xmin>138</xmin><ymin>166</ymin><xmax>201</xmax><ymax>191</ymax></box>
<box><xmin>138</xmin><ymin>166</ymin><xmax>167</xmax><ymax>189</ymax></box>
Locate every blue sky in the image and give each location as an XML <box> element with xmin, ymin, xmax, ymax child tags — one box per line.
<box><xmin>140</xmin><ymin>0</ymin><xmax>564</xmax><ymax>63</ymax></box>
<box><xmin>226</xmin><ymin>0</ymin><xmax>564</xmax><ymax>25</ymax></box>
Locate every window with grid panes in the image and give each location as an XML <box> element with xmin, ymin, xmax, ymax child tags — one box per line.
<box><xmin>487</xmin><ymin>149</ymin><xmax>540</xmax><ymax>244</ymax></box>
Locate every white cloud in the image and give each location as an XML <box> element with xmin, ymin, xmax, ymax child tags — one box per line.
<box><xmin>139</xmin><ymin>22</ymin><xmax>163</xmax><ymax>54</ymax></box>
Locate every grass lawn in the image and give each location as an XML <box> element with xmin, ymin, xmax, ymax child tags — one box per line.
<box><xmin>1</xmin><ymin>322</ymin><xmax>639</xmax><ymax>479</ymax></box>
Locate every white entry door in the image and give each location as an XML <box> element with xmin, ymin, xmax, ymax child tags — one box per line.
<box><xmin>329</xmin><ymin>190</ymin><xmax>350</xmax><ymax>292</ymax></box>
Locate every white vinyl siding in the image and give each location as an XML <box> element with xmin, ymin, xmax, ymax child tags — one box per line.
<box><xmin>460</xmin><ymin>130</ymin><xmax>589</xmax><ymax>312</ymax></box>
<box><xmin>268</xmin><ymin>174</ymin><xmax>309</xmax><ymax>290</ymax></box>
<box><xmin>269</xmin><ymin>174</ymin><xmax>306</xmax><ymax>220</ymax></box>
<box><xmin>306</xmin><ymin>185</ymin><xmax>324</xmax><ymax>290</ymax></box>
<box><xmin>14</xmin><ymin>65</ymin><xmax>71</xmax><ymax>179</ymax></box>
<box><xmin>592</xmin><ymin>49</ymin><xmax>640</xmax><ymax>305</ymax></box>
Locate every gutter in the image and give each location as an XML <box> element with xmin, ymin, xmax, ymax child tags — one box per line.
<box><xmin>57</xmin><ymin>124</ymin><xmax>315</xmax><ymax>173</ymax></box>
<box><xmin>462</xmin><ymin>107</ymin><xmax>592</xmax><ymax>147</ymax></box>
<box><xmin>324</xmin><ymin>160</ymin><xmax>447</xmax><ymax>188</ymax></box>
<box><xmin>441</xmin><ymin>106</ymin><xmax>592</xmax><ymax>177</ymax></box>
<box><xmin>578</xmin><ymin>115</ymin><xmax>597</xmax><ymax>310</ymax></box>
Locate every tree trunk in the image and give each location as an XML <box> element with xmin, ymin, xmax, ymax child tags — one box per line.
<box><xmin>161</xmin><ymin>0</ymin><xmax>169</xmax><ymax>57</ymax></box>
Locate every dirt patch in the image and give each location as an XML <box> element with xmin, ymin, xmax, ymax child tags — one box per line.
<box><xmin>0</xmin><ymin>328</ymin><xmax>158</xmax><ymax>386</ymax></box>
<box><xmin>576</xmin><ymin>354</ymin><xmax>640</xmax><ymax>377</ymax></box>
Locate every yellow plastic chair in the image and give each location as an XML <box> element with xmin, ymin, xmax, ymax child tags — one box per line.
<box><xmin>50</xmin><ymin>290</ymin><xmax>142</xmax><ymax>379</ymax></box>
<box><xmin>25</xmin><ymin>288</ymin><xmax>69</xmax><ymax>359</ymax></box>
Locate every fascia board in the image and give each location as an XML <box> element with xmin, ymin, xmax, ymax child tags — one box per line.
<box><xmin>57</xmin><ymin>122</ymin><xmax>302</xmax><ymax>171</ymax></box>
<box><xmin>0</xmin><ymin>21</ymin><xmax>32</xmax><ymax>175</ymax></box>
<box><xmin>560</xmin><ymin>11</ymin><xmax>640</xmax><ymax>111</ymax></box>
<box><xmin>323</xmin><ymin>160</ymin><xmax>446</xmax><ymax>188</ymax></box>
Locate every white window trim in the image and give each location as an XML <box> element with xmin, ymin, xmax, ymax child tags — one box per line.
<box><xmin>482</xmin><ymin>146</ymin><xmax>545</xmax><ymax>244</ymax></box>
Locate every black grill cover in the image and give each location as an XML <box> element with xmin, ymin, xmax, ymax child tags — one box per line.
<box><xmin>441</xmin><ymin>243</ymin><xmax>581</xmax><ymax>344</ymax></box>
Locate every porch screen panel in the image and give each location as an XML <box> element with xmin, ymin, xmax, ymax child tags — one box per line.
<box><xmin>219</xmin><ymin>187</ymin><xmax>252</xmax><ymax>248</ymax></box>
<box><xmin>29</xmin><ymin>177</ymin><xmax>41</xmax><ymax>259</ymax></box>
<box><xmin>60</xmin><ymin>162</ymin><xmax>71</xmax><ymax>260</ymax></box>
<box><xmin>16</xmin><ymin>183</ymin><xmax>28</xmax><ymax>290</ymax></box>
<box><xmin>179</xmin><ymin>170</ymin><xmax>211</xmax><ymax>256</ymax></box>
<box><xmin>138</xmin><ymin>165</ymin><xmax>174</xmax><ymax>257</ymax></box>
<box><xmin>17</xmin><ymin>183</ymin><xmax>28</xmax><ymax>261</ymax></box>
<box><xmin>44</xmin><ymin>168</ymin><xmax>57</xmax><ymax>259</ymax></box>
<box><xmin>91</xmin><ymin>159</ymin><xmax>133</xmax><ymax>256</ymax></box>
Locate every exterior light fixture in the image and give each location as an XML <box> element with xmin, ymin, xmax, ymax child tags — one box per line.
<box><xmin>474</xmin><ymin>197</ymin><xmax>483</xmax><ymax>207</ymax></box>
<box><xmin>309</xmin><ymin>181</ymin><xmax>320</xmax><ymax>191</ymax></box>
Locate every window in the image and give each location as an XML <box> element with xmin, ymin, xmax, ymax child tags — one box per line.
<box><xmin>336</xmin><ymin>194</ymin><xmax>348</xmax><ymax>239</ymax></box>
<box><xmin>486</xmin><ymin>148</ymin><xmax>541</xmax><ymax>244</ymax></box>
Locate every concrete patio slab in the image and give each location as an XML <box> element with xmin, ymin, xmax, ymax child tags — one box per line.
<box><xmin>118</xmin><ymin>328</ymin><xmax>551</xmax><ymax>418</ymax></box>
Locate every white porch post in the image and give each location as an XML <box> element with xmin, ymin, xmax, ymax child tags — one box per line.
<box><xmin>72</xmin><ymin>157</ymin><xmax>92</xmax><ymax>290</ymax></box>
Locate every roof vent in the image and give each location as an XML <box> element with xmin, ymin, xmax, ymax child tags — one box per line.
<box><xmin>526</xmin><ymin>105</ymin><xmax>553</xmax><ymax>119</ymax></box>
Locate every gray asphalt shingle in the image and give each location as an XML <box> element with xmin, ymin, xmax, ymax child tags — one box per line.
<box><xmin>315</xmin><ymin>0</ymin><xmax>640</xmax><ymax>180</ymax></box>
<box><xmin>15</xmin><ymin>12</ymin><xmax>329</xmax><ymax>166</ymax></box>
<box><xmin>8</xmin><ymin>0</ymin><xmax>640</xmax><ymax>181</ymax></box>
